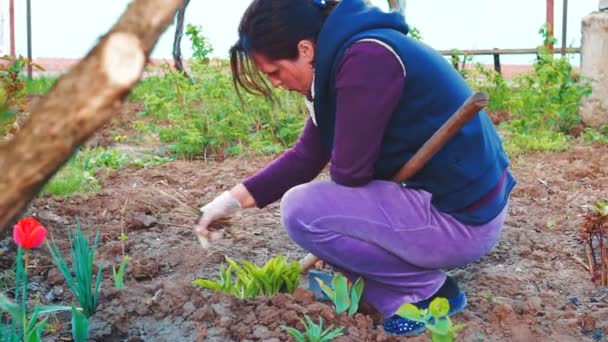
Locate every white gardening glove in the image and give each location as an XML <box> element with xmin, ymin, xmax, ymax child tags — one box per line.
<box><xmin>195</xmin><ymin>191</ymin><xmax>242</xmax><ymax>248</ymax></box>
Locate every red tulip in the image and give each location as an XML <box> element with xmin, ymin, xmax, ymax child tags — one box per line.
<box><xmin>13</xmin><ymin>217</ymin><xmax>47</xmax><ymax>249</ymax></box>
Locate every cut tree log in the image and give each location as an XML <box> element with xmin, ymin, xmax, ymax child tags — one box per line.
<box><xmin>0</xmin><ymin>0</ymin><xmax>185</xmax><ymax>233</ymax></box>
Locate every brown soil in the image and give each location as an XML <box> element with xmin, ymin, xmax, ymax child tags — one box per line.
<box><xmin>2</xmin><ymin>101</ymin><xmax>608</xmax><ymax>341</ymax></box>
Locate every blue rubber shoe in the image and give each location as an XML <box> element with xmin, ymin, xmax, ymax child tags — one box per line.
<box><xmin>380</xmin><ymin>290</ymin><xmax>468</xmax><ymax>336</ymax></box>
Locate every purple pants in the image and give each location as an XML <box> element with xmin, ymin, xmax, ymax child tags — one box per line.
<box><xmin>280</xmin><ymin>180</ymin><xmax>506</xmax><ymax>317</ymax></box>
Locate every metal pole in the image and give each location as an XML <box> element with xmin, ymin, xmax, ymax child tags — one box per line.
<box><xmin>561</xmin><ymin>0</ymin><xmax>568</xmax><ymax>56</ymax></box>
<box><xmin>546</xmin><ymin>0</ymin><xmax>554</xmax><ymax>50</ymax></box>
<box><xmin>9</xmin><ymin>0</ymin><xmax>15</xmax><ymax>58</ymax></box>
<box><xmin>26</xmin><ymin>0</ymin><xmax>32</xmax><ymax>79</ymax></box>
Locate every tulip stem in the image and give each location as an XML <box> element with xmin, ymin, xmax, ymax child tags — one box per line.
<box><xmin>23</xmin><ymin>251</ymin><xmax>29</xmax><ymax>274</ymax></box>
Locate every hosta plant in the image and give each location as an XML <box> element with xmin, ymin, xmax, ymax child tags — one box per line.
<box><xmin>316</xmin><ymin>273</ymin><xmax>364</xmax><ymax>316</ymax></box>
<box><xmin>193</xmin><ymin>256</ymin><xmax>300</xmax><ymax>299</ymax></box>
<box><xmin>282</xmin><ymin>315</ymin><xmax>344</xmax><ymax>342</ymax></box>
<box><xmin>396</xmin><ymin>297</ymin><xmax>465</xmax><ymax>342</ymax></box>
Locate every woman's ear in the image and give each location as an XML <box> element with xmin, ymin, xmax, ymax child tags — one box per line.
<box><xmin>297</xmin><ymin>40</ymin><xmax>316</xmax><ymax>64</ymax></box>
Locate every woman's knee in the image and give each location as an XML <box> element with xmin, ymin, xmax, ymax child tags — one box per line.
<box><xmin>280</xmin><ymin>182</ymin><xmax>322</xmax><ymax>242</ymax></box>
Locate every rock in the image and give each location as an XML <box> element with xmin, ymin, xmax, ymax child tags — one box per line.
<box><xmin>182</xmin><ymin>302</ymin><xmax>195</xmax><ymax>317</ymax></box>
<box><xmin>88</xmin><ymin>318</ymin><xmax>112</xmax><ymax>340</ymax></box>
<box><xmin>206</xmin><ymin>327</ymin><xmax>227</xmax><ymax>338</ymax></box>
<box><xmin>46</xmin><ymin>268</ymin><xmax>64</xmax><ymax>286</ymax></box>
<box><xmin>252</xmin><ymin>325</ymin><xmax>271</xmax><ymax>339</ymax></box>
<box><xmin>210</xmin><ymin>302</ymin><xmax>231</xmax><ymax>317</ymax></box>
<box><xmin>218</xmin><ymin>316</ymin><xmax>232</xmax><ymax>328</ymax></box>
<box><xmin>191</xmin><ymin>305</ymin><xmax>214</xmax><ymax>321</ymax></box>
<box><xmin>132</xmin><ymin>213</ymin><xmax>157</xmax><ymax>228</ymax></box>
<box><xmin>37</xmin><ymin>211</ymin><xmax>68</xmax><ymax>226</ymax></box>
<box><xmin>45</xmin><ymin>286</ymin><xmax>64</xmax><ymax>302</ymax></box>
<box><xmin>522</xmin><ymin>296</ymin><xmax>543</xmax><ymax>315</ymax></box>
<box><xmin>490</xmin><ymin>301</ymin><xmax>516</xmax><ymax>325</ymax></box>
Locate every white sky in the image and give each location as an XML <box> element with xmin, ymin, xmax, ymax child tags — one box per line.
<box><xmin>2</xmin><ymin>0</ymin><xmax>602</xmax><ymax>65</ymax></box>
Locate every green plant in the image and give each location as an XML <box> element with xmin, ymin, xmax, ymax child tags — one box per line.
<box><xmin>129</xmin><ymin>61</ymin><xmax>306</xmax><ymax>159</ymax></box>
<box><xmin>464</xmin><ymin>26</ymin><xmax>592</xmax><ymax>154</ymax></box>
<box><xmin>316</xmin><ymin>273</ymin><xmax>364</xmax><ymax>316</ymax></box>
<box><xmin>112</xmin><ymin>256</ymin><xmax>130</xmax><ymax>289</ymax></box>
<box><xmin>582</xmin><ymin>127</ymin><xmax>608</xmax><ymax>145</ymax></box>
<box><xmin>396</xmin><ymin>297</ymin><xmax>465</xmax><ymax>342</ymax></box>
<box><xmin>282</xmin><ymin>315</ymin><xmax>344</xmax><ymax>342</ymax></box>
<box><xmin>0</xmin><ymin>248</ymin><xmax>72</xmax><ymax>342</ymax></box>
<box><xmin>39</xmin><ymin>164</ymin><xmax>100</xmax><ymax>197</ymax></box>
<box><xmin>186</xmin><ymin>24</ymin><xmax>214</xmax><ymax>63</ymax></box>
<box><xmin>193</xmin><ymin>256</ymin><xmax>300</xmax><ymax>299</ymax></box>
<box><xmin>70</xmin><ymin>305</ymin><xmax>89</xmax><ymax>342</ymax></box>
<box><xmin>409</xmin><ymin>26</ymin><xmax>423</xmax><ymax>41</ymax></box>
<box><xmin>24</xmin><ymin>76</ymin><xmax>58</xmax><ymax>95</ymax></box>
<box><xmin>46</xmin><ymin>219</ymin><xmax>103</xmax><ymax>318</ymax></box>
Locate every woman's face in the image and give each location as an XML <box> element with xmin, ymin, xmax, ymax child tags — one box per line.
<box><xmin>252</xmin><ymin>40</ymin><xmax>315</xmax><ymax>97</ymax></box>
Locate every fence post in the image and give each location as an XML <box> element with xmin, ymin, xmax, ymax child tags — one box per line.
<box><xmin>493</xmin><ymin>48</ymin><xmax>501</xmax><ymax>75</ymax></box>
<box><xmin>451</xmin><ymin>54</ymin><xmax>459</xmax><ymax>70</ymax></box>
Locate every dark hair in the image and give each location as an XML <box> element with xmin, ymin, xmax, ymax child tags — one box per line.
<box><xmin>229</xmin><ymin>0</ymin><xmax>339</xmax><ymax>99</ymax></box>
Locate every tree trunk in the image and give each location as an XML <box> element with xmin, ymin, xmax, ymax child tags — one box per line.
<box><xmin>173</xmin><ymin>0</ymin><xmax>191</xmax><ymax>75</ymax></box>
<box><xmin>0</xmin><ymin>0</ymin><xmax>185</xmax><ymax>233</ymax></box>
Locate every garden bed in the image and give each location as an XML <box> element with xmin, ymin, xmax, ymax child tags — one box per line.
<box><xmin>1</xmin><ymin>102</ymin><xmax>607</xmax><ymax>341</ymax></box>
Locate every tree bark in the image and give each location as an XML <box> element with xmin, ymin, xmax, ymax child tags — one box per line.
<box><xmin>173</xmin><ymin>0</ymin><xmax>191</xmax><ymax>75</ymax></box>
<box><xmin>0</xmin><ymin>0</ymin><xmax>185</xmax><ymax>233</ymax></box>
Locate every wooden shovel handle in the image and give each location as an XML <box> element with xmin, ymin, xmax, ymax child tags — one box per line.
<box><xmin>391</xmin><ymin>92</ymin><xmax>489</xmax><ymax>182</ymax></box>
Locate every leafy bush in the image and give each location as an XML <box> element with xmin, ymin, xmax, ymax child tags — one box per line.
<box><xmin>465</xmin><ymin>26</ymin><xmax>593</xmax><ymax>153</ymax></box>
<box><xmin>130</xmin><ymin>62</ymin><xmax>306</xmax><ymax>159</ymax></box>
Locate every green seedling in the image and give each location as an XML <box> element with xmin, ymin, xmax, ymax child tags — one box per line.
<box><xmin>316</xmin><ymin>273</ymin><xmax>364</xmax><ymax>316</ymax></box>
<box><xmin>282</xmin><ymin>315</ymin><xmax>344</xmax><ymax>342</ymax></box>
<box><xmin>112</xmin><ymin>255</ymin><xmax>130</xmax><ymax>289</ymax></box>
<box><xmin>396</xmin><ymin>297</ymin><xmax>465</xmax><ymax>342</ymax></box>
<box><xmin>193</xmin><ymin>256</ymin><xmax>300</xmax><ymax>299</ymax></box>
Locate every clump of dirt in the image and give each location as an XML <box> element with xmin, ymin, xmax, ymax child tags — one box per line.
<box><xmin>87</xmin><ymin>279</ymin><xmax>397</xmax><ymax>341</ymax></box>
